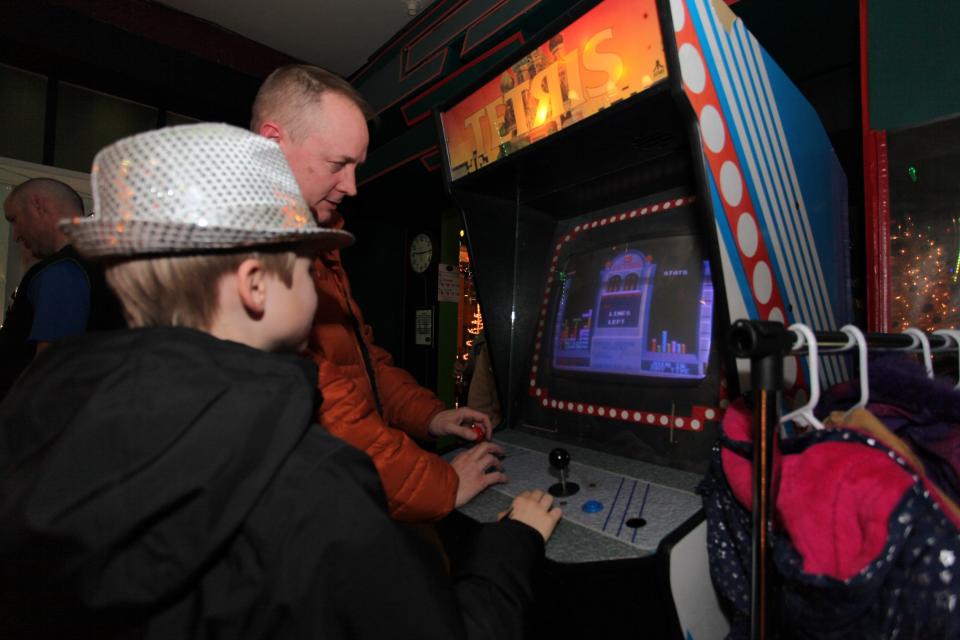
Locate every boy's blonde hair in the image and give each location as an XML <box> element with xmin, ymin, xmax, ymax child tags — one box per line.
<box><xmin>106</xmin><ymin>249</ymin><xmax>298</xmax><ymax>330</ymax></box>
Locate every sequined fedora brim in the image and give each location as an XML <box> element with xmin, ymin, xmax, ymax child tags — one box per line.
<box><xmin>61</xmin><ymin>216</ymin><xmax>355</xmax><ymax>258</ymax></box>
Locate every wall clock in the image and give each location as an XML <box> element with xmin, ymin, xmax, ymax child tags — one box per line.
<box><xmin>409</xmin><ymin>232</ymin><xmax>434</xmax><ymax>274</ymax></box>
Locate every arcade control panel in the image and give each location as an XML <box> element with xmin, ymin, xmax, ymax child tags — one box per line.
<box><xmin>445</xmin><ymin>429</ymin><xmax>704</xmax><ymax>563</ymax></box>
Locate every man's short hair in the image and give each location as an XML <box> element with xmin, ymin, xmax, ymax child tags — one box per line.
<box><xmin>8</xmin><ymin>178</ymin><xmax>85</xmax><ymax>216</ymax></box>
<box><xmin>105</xmin><ymin>249</ymin><xmax>298</xmax><ymax>330</ymax></box>
<box><xmin>250</xmin><ymin>64</ymin><xmax>376</xmax><ymax>141</ymax></box>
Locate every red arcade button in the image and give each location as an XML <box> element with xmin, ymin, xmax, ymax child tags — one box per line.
<box><xmin>470</xmin><ymin>423</ymin><xmax>486</xmax><ymax>442</ymax></box>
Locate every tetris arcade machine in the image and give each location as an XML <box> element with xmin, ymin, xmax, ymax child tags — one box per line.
<box><xmin>437</xmin><ymin>0</ymin><xmax>849</xmax><ymax>636</ymax></box>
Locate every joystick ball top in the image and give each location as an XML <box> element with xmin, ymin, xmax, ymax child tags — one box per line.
<box><xmin>549</xmin><ymin>448</ymin><xmax>570</xmax><ymax>470</ymax></box>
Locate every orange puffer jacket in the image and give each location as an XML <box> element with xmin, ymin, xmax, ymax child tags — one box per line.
<box><xmin>306</xmin><ymin>233</ymin><xmax>457</xmax><ymax>522</ymax></box>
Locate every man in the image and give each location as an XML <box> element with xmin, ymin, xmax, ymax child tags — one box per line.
<box><xmin>0</xmin><ymin>178</ymin><xmax>124</xmax><ymax>399</ymax></box>
<box><xmin>252</xmin><ymin>65</ymin><xmax>506</xmax><ymax>521</ymax></box>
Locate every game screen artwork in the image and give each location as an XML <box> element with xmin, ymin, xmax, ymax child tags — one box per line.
<box><xmin>552</xmin><ymin>235</ymin><xmax>713</xmax><ymax>379</ymax></box>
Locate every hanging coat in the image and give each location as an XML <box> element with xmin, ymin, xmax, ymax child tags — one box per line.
<box><xmin>819</xmin><ymin>354</ymin><xmax>960</xmax><ymax>506</ymax></box>
<box><xmin>700</xmin><ymin>400</ymin><xmax>960</xmax><ymax>639</ymax></box>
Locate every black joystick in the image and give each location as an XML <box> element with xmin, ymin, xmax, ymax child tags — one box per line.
<box><xmin>548</xmin><ymin>447</ymin><xmax>579</xmax><ymax>497</ymax></box>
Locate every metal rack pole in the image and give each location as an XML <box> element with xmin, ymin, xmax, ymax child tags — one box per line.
<box><xmin>787</xmin><ymin>330</ymin><xmax>951</xmax><ymax>352</ymax></box>
<box><xmin>728</xmin><ymin>320</ymin><xmax>795</xmax><ymax>640</ymax></box>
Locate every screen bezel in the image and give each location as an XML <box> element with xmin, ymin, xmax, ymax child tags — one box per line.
<box><xmin>534</xmin><ymin>194</ymin><xmax>716</xmax><ymax>395</ymax></box>
<box><xmin>516</xmin><ymin>189</ymin><xmax>724</xmax><ymax>472</ymax></box>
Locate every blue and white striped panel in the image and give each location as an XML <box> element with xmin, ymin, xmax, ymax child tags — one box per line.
<box><xmin>685</xmin><ymin>0</ymin><xmax>850</xmax><ymax>385</ymax></box>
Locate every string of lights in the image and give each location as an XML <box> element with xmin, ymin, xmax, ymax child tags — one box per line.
<box><xmin>890</xmin><ymin>214</ymin><xmax>960</xmax><ymax>330</ymax></box>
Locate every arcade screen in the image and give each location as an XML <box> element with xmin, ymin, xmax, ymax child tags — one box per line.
<box><xmin>551</xmin><ymin>235</ymin><xmax>713</xmax><ymax>380</ymax></box>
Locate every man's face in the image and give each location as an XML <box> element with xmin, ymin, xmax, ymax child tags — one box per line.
<box><xmin>3</xmin><ymin>195</ymin><xmax>51</xmax><ymax>257</ymax></box>
<box><xmin>276</xmin><ymin>92</ymin><xmax>369</xmax><ymax>226</ymax></box>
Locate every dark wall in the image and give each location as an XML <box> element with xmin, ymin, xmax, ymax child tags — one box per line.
<box><xmin>341</xmin><ymin>165</ymin><xmax>449</xmax><ymax>387</ymax></box>
<box><xmin>0</xmin><ymin>0</ymin><xmax>296</xmax><ymax>159</ymax></box>
<box><xmin>338</xmin><ymin>209</ymin><xmax>414</xmax><ymax>379</ymax></box>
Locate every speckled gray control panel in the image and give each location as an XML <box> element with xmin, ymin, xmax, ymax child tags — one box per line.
<box><xmin>447</xmin><ymin>429</ymin><xmax>705</xmax><ymax>563</ymax></box>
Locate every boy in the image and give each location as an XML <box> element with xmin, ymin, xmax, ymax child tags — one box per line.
<box><xmin>0</xmin><ymin>124</ymin><xmax>561</xmax><ymax>639</ymax></box>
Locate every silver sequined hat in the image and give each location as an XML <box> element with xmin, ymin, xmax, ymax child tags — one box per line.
<box><xmin>61</xmin><ymin>123</ymin><xmax>354</xmax><ymax>257</ymax></box>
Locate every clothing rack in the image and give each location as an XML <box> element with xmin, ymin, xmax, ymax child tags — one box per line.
<box><xmin>726</xmin><ymin>319</ymin><xmax>956</xmax><ymax>640</ymax></box>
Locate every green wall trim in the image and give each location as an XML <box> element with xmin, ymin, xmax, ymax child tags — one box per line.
<box><xmin>435</xmin><ymin>208</ymin><xmax>462</xmax><ymax>408</ymax></box>
<box><xmin>869</xmin><ymin>0</ymin><xmax>960</xmax><ymax>130</ymax></box>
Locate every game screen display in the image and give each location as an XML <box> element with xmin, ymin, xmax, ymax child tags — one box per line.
<box><xmin>551</xmin><ymin>235</ymin><xmax>713</xmax><ymax>380</ymax></box>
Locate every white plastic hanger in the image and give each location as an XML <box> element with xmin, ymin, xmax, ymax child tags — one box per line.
<box><xmin>932</xmin><ymin>329</ymin><xmax>960</xmax><ymax>390</ymax></box>
<box><xmin>902</xmin><ymin>327</ymin><xmax>934</xmax><ymax>380</ymax></box>
<box><xmin>840</xmin><ymin>324</ymin><xmax>869</xmax><ymax>420</ymax></box>
<box><xmin>781</xmin><ymin>323</ymin><xmax>825</xmax><ymax>430</ymax></box>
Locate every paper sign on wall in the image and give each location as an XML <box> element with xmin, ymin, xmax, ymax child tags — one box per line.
<box><xmin>438</xmin><ymin>263</ymin><xmax>460</xmax><ymax>303</ymax></box>
<box><xmin>415</xmin><ymin>308</ymin><xmax>433</xmax><ymax>345</ymax></box>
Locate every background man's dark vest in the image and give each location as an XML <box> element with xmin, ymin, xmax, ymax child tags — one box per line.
<box><xmin>0</xmin><ymin>245</ymin><xmax>124</xmax><ymax>399</ymax></box>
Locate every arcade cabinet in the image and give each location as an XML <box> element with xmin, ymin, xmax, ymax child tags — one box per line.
<box><xmin>436</xmin><ymin>0</ymin><xmax>850</xmax><ymax>637</ymax></box>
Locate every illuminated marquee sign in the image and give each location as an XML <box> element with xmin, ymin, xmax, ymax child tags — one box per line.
<box><xmin>440</xmin><ymin>0</ymin><xmax>667</xmax><ymax>180</ymax></box>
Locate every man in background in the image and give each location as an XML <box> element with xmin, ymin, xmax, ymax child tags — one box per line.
<box><xmin>0</xmin><ymin>178</ymin><xmax>123</xmax><ymax>398</ymax></box>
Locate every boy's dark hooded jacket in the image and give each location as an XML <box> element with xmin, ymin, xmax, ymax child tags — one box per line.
<box><xmin>0</xmin><ymin>328</ymin><xmax>542</xmax><ymax>639</ymax></box>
